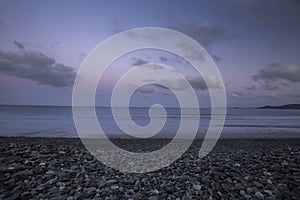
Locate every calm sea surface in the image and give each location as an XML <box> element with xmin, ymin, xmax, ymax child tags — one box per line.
<box><xmin>0</xmin><ymin>105</ymin><xmax>299</xmax><ymax>138</ymax></box>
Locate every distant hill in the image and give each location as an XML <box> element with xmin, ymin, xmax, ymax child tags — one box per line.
<box><xmin>258</xmin><ymin>104</ymin><xmax>300</xmax><ymax>109</ymax></box>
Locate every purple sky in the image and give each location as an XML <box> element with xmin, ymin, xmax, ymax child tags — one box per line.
<box><xmin>0</xmin><ymin>0</ymin><xmax>300</xmax><ymax>107</ymax></box>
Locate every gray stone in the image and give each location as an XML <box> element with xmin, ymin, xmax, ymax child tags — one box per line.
<box><xmin>148</xmin><ymin>196</ymin><xmax>158</xmax><ymax>200</ymax></box>
<box><xmin>193</xmin><ymin>184</ymin><xmax>202</xmax><ymax>191</ymax></box>
<box><xmin>255</xmin><ymin>191</ymin><xmax>265</xmax><ymax>200</ymax></box>
<box><xmin>239</xmin><ymin>190</ymin><xmax>246</xmax><ymax>196</ymax></box>
<box><xmin>111</xmin><ymin>185</ymin><xmax>119</xmax><ymax>191</ymax></box>
<box><xmin>263</xmin><ymin>189</ymin><xmax>273</xmax><ymax>196</ymax></box>
<box><xmin>21</xmin><ymin>191</ymin><xmax>33</xmax><ymax>200</ymax></box>
<box><xmin>247</xmin><ymin>187</ymin><xmax>253</xmax><ymax>194</ymax></box>
<box><xmin>235</xmin><ymin>183</ymin><xmax>244</xmax><ymax>190</ymax></box>
<box><xmin>254</xmin><ymin>181</ymin><xmax>264</xmax><ymax>188</ymax></box>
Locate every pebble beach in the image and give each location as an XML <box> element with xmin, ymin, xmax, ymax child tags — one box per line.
<box><xmin>0</xmin><ymin>137</ymin><xmax>299</xmax><ymax>200</ymax></box>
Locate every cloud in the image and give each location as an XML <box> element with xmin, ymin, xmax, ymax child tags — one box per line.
<box><xmin>136</xmin><ymin>84</ymin><xmax>169</xmax><ymax>97</ymax></box>
<box><xmin>14</xmin><ymin>41</ymin><xmax>25</xmax><ymax>50</ymax></box>
<box><xmin>245</xmin><ymin>85</ymin><xmax>256</xmax><ymax>91</ymax></box>
<box><xmin>160</xmin><ymin>56</ymin><xmax>168</xmax><ymax>62</ymax></box>
<box><xmin>0</xmin><ymin>48</ymin><xmax>76</xmax><ymax>87</ymax></box>
<box><xmin>188</xmin><ymin>76</ymin><xmax>208</xmax><ymax>90</ymax></box>
<box><xmin>252</xmin><ymin>63</ymin><xmax>300</xmax><ymax>91</ymax></box>
<box><xmin>137</xmin><ymin>86</ymin><xmax>155</xmax><ymax>94</ymax></box>
<box><xmin>287</xmin><ymin>94</ymin><xmax>300</xmax><ymax>98</ymax></box>
<box><xmin>260</xmin><ymin>93</ymin><xmax>279</xmax><ymax>99</ymax></box>
<box><xmin>231</xmin><ymin>92</ymin><xmax>245</xmax><ymax>98</ymax></box>
<box><xmin>168</xmin><ymin>19</ymin><xmax>238</xmax><ymax>48</ymax></box>
<box><xmin>79</xmin><ymin>52</ymin><xmax>87</xmax><ymax>61</ymax></box>
<box><xmin>253</xmin><ymin>63</ymin><xmax>300</xmax><ymax>82</ymax></box>
<box><xmin>143</xmin><ymin>75</ymin><xmax>221</xmax><ymax>92</ymax></box>
<box><xmin>132</xmin><ymin>58</ymin><xmax>149</xmax><ymax>66</ymax></box>
<box><xmin>211</xmin><ymin>55</ymin><xmax>222</xmax><ymax>62</ymax></box>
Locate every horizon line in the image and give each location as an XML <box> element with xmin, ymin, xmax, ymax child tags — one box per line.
<box><xmin>0</xmin><ymin>103</ymin><xmax>260</xmax><ymax>109</ymax></box>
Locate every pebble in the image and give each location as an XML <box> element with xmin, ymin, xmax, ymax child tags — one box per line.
<box><xmin>254</xmin><ymin>181</ymin><xmax>264</xmax><ymax>188</ymax></box>
<box><xmin>148</xmin><ymin>196</ymin><xmax>158</xmax><ymax>200</ymax></box>
<box><xmin>255</xmin><ymin>191</ymin><xmax>265</xmax><ymax>200</ymax></box>
<box><xmin>263</xmin><ymin>189</ymin><xmax>273</xmax><ymax>196</ymax></box>
<box><xmin>239</xmin><ymin>190</ymin><xmax>246</xmax><ymax>196</ymax></box>
<box><xmin>21</xmin><ymin>191</ymin><xmax>33</xmax><ymax>200</ymax></box>
<box><xmin>246</xmin><ymin>187</ymin><xmax>253</xmax><ymax>194</ymax></box>
<box><xmin>193</xmin><ymin>184</ymin><xmax>201</xmax><ymax>191</ymax></box>
<box><xmin>263</xmin><ymin>171</ymin><xmax>272</xmax><ymax>176</ymax></box>
<box><xmin>111</xmin><ymin>185</ymin><xmax>119</xmax><ymax>191</ymax></box>
<box><xmin>46</xmin><ymin>170</ymin><xmax>55</xmax><ymax>175</ymax></box>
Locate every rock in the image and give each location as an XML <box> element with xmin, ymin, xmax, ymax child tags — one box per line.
<box><xmin>263</xmin><ymin>171</ymin><xmax>271</xmax><ymax>176</ymax></box>
<box><xmin>46</xmin><ymin>170</ymin><xmax>56</xmax><ymax>175</ymax></box>
<box><xmin>106</xmin><ymin>179</ymin><xmax>117</xmax><ymax>184</ymax></box>
<box><xmin>266</xmin><ymin>179</ymin><xmax>273</xmax><ymax>185</ymax></box>
<box><xmin>246</xmin><ymin>188</ymin><xmax>253</xmax><ymax>194</ymax></box>
<box><xmin>148</xmin><ymin>196</ymin><xmax>158</xmax><ymax>200</ymax></box>
<box><xmin>255</xmin><ymin>191</ymin><xmax>265</xmax><ymax>200</ymax></box>
<box><xmin>281</xmin><ymin>161</ymin><xmax>289</xmax><ymax>167</ymax></box>
<box><xmin>254</xmin><ymin>181</ymin><xmax>264</xmax><ymax>188</ymax></box>
<box><xmin>21</xmin><ymin>191</ymin><xmax>33</xmax><ymax>200</ymax></box>
<box><xmin>263</xmin><ymin>189</ymin><xmax>273</xmax><ymax>196</ymax></box>
<box><xmin>131</xmin><ymin>192</ymin><xmax>143</xmax><ymax>200</ymax></box>
<box><xmin>111</xmin><ymin>185</ymin><xmax>119</xmax><ymax>191</ymax></box>
<box><xmin>86</xmin><ymin>187</ymin><xmax>97</xmax><ymax>196</ymax></box>
<box><xmin>235</xmin><ymin>183</ymin><xmax>244</xmax><ymax>190</ymax></box>
<box><xmin>193</xmin><ymin>184</ymin><xmax>201</xmax><ymax>191</ymax></box>
<box><xmin>233</xmin><ymin>163</ymin><xmax>240</xmax><ymax>167</ymax></box>
<box><xmin>239</xmin><ymin>190</ymin><xmax>246</xmax><ymax>196</ymax></box>
<box><xmin>59</xmin><ymin>151</ymin><xmax>66</xmax><ymax>155</ymax></box>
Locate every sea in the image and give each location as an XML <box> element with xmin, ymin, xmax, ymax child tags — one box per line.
<box><xmin>0</xmin><ymin>105</ymin><xmax>300</xmax><ymax>138</ymax></box>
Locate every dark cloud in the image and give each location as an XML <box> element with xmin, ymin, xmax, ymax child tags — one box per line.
<box><xmin>144</xmin><ymin>75</ymin><xmax>220</xmax><ymax>92</ymax></box>
<box><xmin>137</xmin><ymin>84</ymin><xmax>169</xmax><ymax>96</ymax></box>
<box><xmin>188</xmin><ymin>76</ymin><xmax>207</xmax><ymax>90</ymax></box>
<box><xmin>132</xmin><ymin>58</ymin><xmax>149</xmax><ymax>66</ymax></box>
<box><xmin>211</xmin><ymin>55</ymin><xmax>222</xmax><ymax>62</ymax></box>
<box><xmin>245</xmin><ymin>85</ymin><xmax>256</xmax><ymax>91</ymax></box>
<box><xmin>225</xmin><ymin>81</ymin><xmax>232</xmax><ymax>87</ymax></box>
<box><xmin>260</xmin><ymin>80</ymin><xmax>281</xmax><ymax>91</ymax></box>
<box><xmin>79</xmin><ymin>52</ymin><xmax>87</xmax><ymax>61</ymax></box>
<box><xmin>252</xmin><ymin>63</ymin><xmax>300</xmax><ymax>91</ymax></box>
<box><xmin>287</xmin><ymin>94</ymin><xmax>300</xmax><ymax>98</ymax></box>
<box><xmin>14</xmin><ymin>41</ymin><xmax>25</xmax><ymax>50</ymax></box>
<box><xmin>152</xmin><ymin>83</ymin><xmax>168</xmax><ymax>90</ymax></box>
<box><xmin>0</xmin><ymin>48</ymin><xmax>76</xmax><ymax>87</ymax></box>
<box><xmin>168</xmin><ymin>19</ymin><xmax>238</xmax><ymax>48</ymax></box>
<box><xmin>253</xmin><ymin>63</ymin><xmax>300</xmax><ymax>83</ymax></box>
<box><xmin>137</xmin><ymin>86</ymin><xmax>155</xmax><ymax>94</ymax></box>
<box><xmin>160</xmin><ymin>56</ymin><xmax>168</xmax><ymax>62</ymax></box>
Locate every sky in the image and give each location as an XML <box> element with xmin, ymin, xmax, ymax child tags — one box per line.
<box><xmin>0</xmin><ymin>0</ymin><xmax>300</xmax><ymax>107</ymax></box>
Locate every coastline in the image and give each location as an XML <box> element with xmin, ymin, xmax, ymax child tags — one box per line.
<box><xmin>0</xmin><ymin>137</ymin><xmax>299</xmax><ymax>199</ymax></box>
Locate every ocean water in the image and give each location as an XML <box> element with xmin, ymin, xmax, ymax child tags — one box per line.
<box><xmin>0</xmin><ymin>105</ymin><xmax>300</xmax><ymax>138</ymax></box>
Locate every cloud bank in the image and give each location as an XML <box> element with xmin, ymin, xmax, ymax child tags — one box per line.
<box><xmin>0</xmin><ymin>42</ymin><xmax>76</xmax><ymax>87</ymax></box>
<box><xmin>253</xmin><ymin>63</ymin><xmax>300</xmax><ymax>83</ymax></box>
